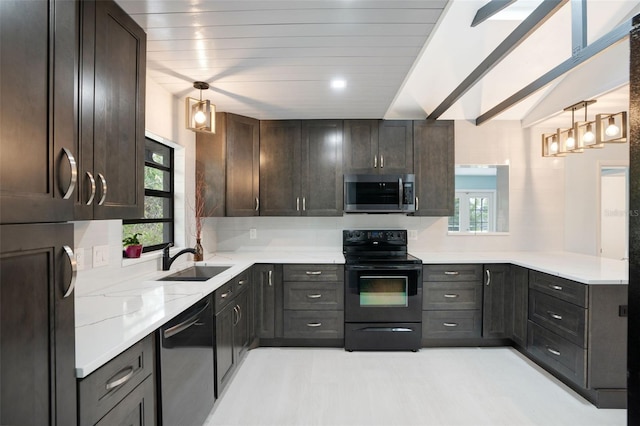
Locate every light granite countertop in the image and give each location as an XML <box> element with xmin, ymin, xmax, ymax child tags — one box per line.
<box><xmin>75</xmin><ymin>250</ymin><xmax>627</xmax><ymax>378</ymax></box>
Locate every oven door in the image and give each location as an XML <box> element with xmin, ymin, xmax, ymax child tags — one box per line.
<box><xmin>345</xmin><ymin>264</ymin><xmax>422</xmax><ymax>322</ymax></box>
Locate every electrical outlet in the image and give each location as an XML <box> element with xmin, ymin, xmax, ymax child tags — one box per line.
<box><xmin>93</xmin><ymin>245</ymin><xmax>109</xmax><ymax>268</ymax></box>
<box><xmin>250</xmin><ymin>228</ymin><xmax>257</xmax><ymax>240</ymax></box>
<box><xmin>408</xmin><ymin>230</ymin><xmax>418</xmax><ymax>240</ymax></box>
<box><xmin>75</xmin><ymin>248</ymin><xmax>85</xmax><ymax>271</ymax></box>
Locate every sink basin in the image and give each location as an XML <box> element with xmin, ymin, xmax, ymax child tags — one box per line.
<box><xmin>158</xmin><ymin>265</ymin><xmax>231</xmax><ymax>281</ymax></box>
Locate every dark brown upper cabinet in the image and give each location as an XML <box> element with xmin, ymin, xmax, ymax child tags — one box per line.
<box><xmin>343</xmin><ymin>120</ymin><xmax>413</xmax><ymax>174</ymax></box>
<box><xmin>412</xmin><ymin>120</ymin><xmax>455</xmax><ymax>216</ymax></box>
<box><xmin>196</xmin><ymin>112</ymin><xmax>260</xmax><ymax>217</ymax></box>
<box><xmin>260</xmin><ymin>120</ymin><xmax>343</xmax><ymax>216</ymax></box>
<box><xmin>0</xmin><ymin>0</ymin><xmax>79</xmax><ymax>224</ymax></box>
<box><xmin>76</xmin><ymin>0</ymin><xmax>146</xmax><ymax>220</ymax></box>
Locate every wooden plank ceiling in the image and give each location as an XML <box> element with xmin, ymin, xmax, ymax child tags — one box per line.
<box><xmin>117</xmin><ymin>0</ymin><xmax>449</xmax><ymax>120</ymax></box>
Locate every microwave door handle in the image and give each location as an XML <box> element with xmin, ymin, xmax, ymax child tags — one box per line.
<box><xmin>399</xmin><ymin>177</ymin><xmax>403</xmax><ymax>209</ymax></box>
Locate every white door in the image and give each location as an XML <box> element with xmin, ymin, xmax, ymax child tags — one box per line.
<box><xmin>600</xmin><ymin>167</ymin><xmax>628</xmax><ymax>260</ymax></box>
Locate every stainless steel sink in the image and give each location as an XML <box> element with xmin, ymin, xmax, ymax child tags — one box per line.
<box><xmin>158</xmin><ymin>265</ymin><xmax>231</xmax><ymax>281</ymax></box>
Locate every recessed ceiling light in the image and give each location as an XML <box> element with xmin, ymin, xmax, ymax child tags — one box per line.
<box><xmin>331</xmin><ymin>79</ymin><xmax>347</xmax><ymax>90</ymax></box>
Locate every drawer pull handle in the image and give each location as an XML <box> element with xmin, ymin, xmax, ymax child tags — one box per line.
<box><xmin>306</xmin><ymin>271</ymin><xmax>322</xmax><ymax>275</ymax></box>
<box><xmin>60</xmin><ymin>147</ymin><xmax>78</xmax><ymax>199</ymax></box>
<box><xmin>443</xmin><ymin>294</ymin><xmax>459</xmax><ymax>298</ymax></box>
<box><xmin>547</xmin><ymin>311</ymin><xmax>563</xmax><ymax>321</ymax></box>
<box><xmin>307</xmin><ymin>322</ymin><xmax>322</xmax><ymax>327</ymax></box>
<box><xmin>549</xmin><ymin>284</ymin><xmax>563</xmax><ymax>291</ymax></box>
<box><xmin>443</xmin><ymin>322</ymin><xmax>458</xmax><ymax>327</ymax></box>
<box><xmin>220</xmin><ymin>290</ymin><xmax>233</xmax><ymax>299</ymax></box>
<box><xmin>62</xmin><ymin>245</ymin><xmax>77</xmax><ymax>298</ymax></box>
<box><xmin>307</xmin><ymin>294</ymin><xmax>322</xmax><ymax>299</ymax></box>
<box><xmin>546</xmin><ymin>347</ymin><xmax>561</xmax><ymax>356</ymax></box>
<box><xmin>85</xmin><ymin>171</ymin><xmax>96</xmax><ymax>205</ymax></box>
<box><xmin>238</xmin><ymin>280</ymin><xmax>246</xmax><ymax>286</ymax></box>
<box><xmin>105</xmin><ymin>366</ymin><xmax>135</xmax><ymax>391</ymax></box>
<box><xmin>444</xmin><ymin>271</ymin><xmax>459</xmax><ymax>275</ymax></box>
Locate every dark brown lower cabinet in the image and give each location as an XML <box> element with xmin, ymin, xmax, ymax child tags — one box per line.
<box><xmin>0</xmin><ymin>223</ymin><xmax>76</xmax><ymax>425</ymax></box>
<box><xmin>482</xmin><ymin>264</ymin><xmax>510</xmax><ymax>339</ymax></box>
<box><xmin>215</xmin><ymin>274</ymin><xmax>252</xmax><ymax>397</ymax></box>
<box><xmin>509</xmin><ymin>265</ymin><xmax>529</xmax><ymax>348</ymax></box>
<box><xmin>78</xmin><ymin>334</ymin><xmax>155</xmax><ymax>426</ymax></box>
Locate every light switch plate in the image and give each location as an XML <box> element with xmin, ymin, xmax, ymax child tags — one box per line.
<box><xmin>408</xmin><ymin>230</ymin><xmax>418</xmax><ymax>240</ymax></box>
<box><xmin>249</xmin><ymin>228</ymin><xmax>257</xmax><ymax>240</ymax></box>
<box><xmin>93</xmin><ymin>245</ymin><xmax>109</xmax><ymax>268</ymax></box>
<box><xmin>75</xmin><ymin>247</ymin><xmax>85</xmax><ymax>271</ymax></box>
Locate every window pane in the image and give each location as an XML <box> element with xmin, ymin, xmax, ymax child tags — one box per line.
<box><xmin>448</xmin><ymin>197</ymin><xmax>460</xmax><ymax>231</ymax></box>
<box><xmin>144</xmin><ymin>196</ymin><xmax>172</xmax><ymax>219</ymax></box>
<box><xmin>145</xmin><ymin>166</ymin><xmax>171</xmax><ymax>191</ymax></box>
<box><xmin>469</xmin><ymin>197</ymin><xmax>489</xmax><ymax>232</ymax></box>
<box><xmin>123</xmin><ymin>223</ymin><xmax>172</xmax><ymax>248</ymax></box>
<box><xmin>145</xmin><ymin>138</ymin><xmax>171</xmax><ymax>167</ymax></box>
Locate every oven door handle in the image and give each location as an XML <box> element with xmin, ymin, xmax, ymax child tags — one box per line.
<box><xmin>346</xmin><ymin>264</ymin><xmax>421</xmax><ymax>271</ymax></box>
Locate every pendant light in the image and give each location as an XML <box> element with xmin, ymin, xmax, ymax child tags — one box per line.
<box><xmin>185</xmin><ymin>81</ymin><xmax>216</xmax><ymax>134</ymax></box>
<box><xmin>596</xmin><ymin>111</ymin><xmax>627</xmax><ymax>143</ymax></box>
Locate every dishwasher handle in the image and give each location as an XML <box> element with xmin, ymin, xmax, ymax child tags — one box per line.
<box><xmin>163</xmin><ymin>300</ymin><xmax>210</xmax><ymax>339</ymax></box>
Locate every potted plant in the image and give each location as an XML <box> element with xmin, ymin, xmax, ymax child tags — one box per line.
<box><xmin>123</xmin><ymin>232</ymin><xmax>143</xmax><ymax>258</ymax></box>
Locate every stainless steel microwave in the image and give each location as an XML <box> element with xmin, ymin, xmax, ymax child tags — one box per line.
<box><xmin>344</xmin><ymin>174</ymin><xmax>416</xmax><ymax>213</ymax></box>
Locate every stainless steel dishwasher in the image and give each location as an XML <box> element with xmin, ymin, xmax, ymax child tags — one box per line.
<box><xmin>158</xmin><ymin>295</ymin><xmax>215</xmax><ymax>426</ymax></box>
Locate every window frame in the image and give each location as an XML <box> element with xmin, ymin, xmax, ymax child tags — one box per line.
<box><xmin>449</xmin><ymin>190</ymin><xmax>496</xmax><ymax>233</ymax></box>
<box><xmin>123</xmin><ymin>136</ymin><xmax>175</xmax><ymax>253</ymax></box>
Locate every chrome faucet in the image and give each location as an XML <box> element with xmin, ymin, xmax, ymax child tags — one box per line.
<box><xmin>162</xmin><ymin>243</ymin><xmax>197</xmax><ymax>271</ymax></box>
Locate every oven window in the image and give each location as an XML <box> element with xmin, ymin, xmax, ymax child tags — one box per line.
<box><xmin>359</xmin><ymin>276</ymin><xmax>408</xmax><ymax>307</ymax></box>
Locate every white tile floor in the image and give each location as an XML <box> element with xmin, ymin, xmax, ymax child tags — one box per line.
<box><xmin>204</xmin><ymin>347</ymin><xmax>626</xmax><ymax>426</ymax></box>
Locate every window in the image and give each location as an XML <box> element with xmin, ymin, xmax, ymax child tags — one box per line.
<box><xmin>123</xmin><ymin>137</ymin><xmax>174</xmax><ymax>252</ymax></box>
<box><xmin>448</xmin><ymin>191</ymin><xmax>495</xmax><ymax>233</ymax></box>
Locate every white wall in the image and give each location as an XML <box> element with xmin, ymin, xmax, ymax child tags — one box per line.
<box><xmin>73</xmin><ymin>77</ymin><xmax>197</xmax><ymax>295</ymax></box>
<box><xmin>204</xmin><ymin>120</ymin><xmax>567</xmax><ymax>254</ymax></box>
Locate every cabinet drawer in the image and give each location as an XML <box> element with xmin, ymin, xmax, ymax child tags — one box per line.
<box><xmin>284</xmin><ymin>281</ymin><xmax>344</xmax><ymax>310</ymax></box>
<box><xmin>283</xmin><ymin>264</ymin><xmax>343</xmax><ymax>282</ymax></box>
<box><xmin>423</xmin><ymin>264</ymin><xmax>482</xmax><ymax>282</ymax></box>
<box><xmin>234</xmin><ymin>270</ymin><xmax>251</xmax><ymax>294</ymax></box>
<box><xmin>529</xmin><ymin>290</ymin><xmax>587</xmax><ymax>347</ymax></box>
<box><xmin>527</xmin><ymin>321</ymin><xmax>587</xmax><ymax>387</ymax></box>
<box><xmin>78</xmin><ymin>334</ymin><xmax>154</xmax><ymax>426</ymax></box>
<box><xmin>422</xmin><ymin>310</ymin><xmax>481</xmax><ymax>339</ymax></box>
<box><xmin>95</xmin><ymin>375</ymin><xmax>155</xmax><ymax>426</ymax></box>
<box><xmin>529</xmin><ymin>271</ymin><xmax>587</xmax><ymax>308</ymax></box>
<box><xmin>214</xmin><ymin>280</ymin><xmax>235</xmax><ymax>314</ymax></box>
<box><xmin>423</xmin><ymin>281</ymin><xmax>482</xmax><ymax>310</ymax></box>
<box><xmin>283</xmin><ymin>310</ymin><xmax>344</xmax><ymax>339</ymax></box>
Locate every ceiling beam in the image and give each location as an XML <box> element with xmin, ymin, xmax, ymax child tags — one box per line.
<box><xmin>471</xmin><ymin>0</ymin><xmax>518</xmax><ymax>27</ymax></box>
<box><xmin>475</xmin><ymin>18</ymin><xmax>631</xmax><ymax>125</ymax></box>
<box><xmin>427</xmin><ymin>0</ymin><xmax>567</xmax><ymax>120</ymax></box>
<box><xmin>571</xmin><ymin>0</ymin><xmax>587</xmax><ymax>55</ymax></box>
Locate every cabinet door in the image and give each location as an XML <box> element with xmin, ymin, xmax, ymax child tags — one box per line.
<box><xmin>254</xmin><ymin>265</ymin><xmax>276</xmax><ymax>339</ymax></box>
<box><xmin>227</xmin><ymin>113</ymin><xmax>260</xmax><ymax>216</ymax></box>
<box><xmin>343</xmin><ymin>120</ymin><xmax>379</xmax><ymax>174</ymax></box>
<box><xmin>301</xmin><ymin>120</ymin><xmax>343</xmax><ymax>216</ymax></box>
<box><xmin>511</xmin><ymin>265</ymin><xmax>529</xmax><ymax>347</ymax></box>
<box><xmin>259</xmin><ymin>120</ymin><xmax>302</xmax><ymax>216</ymax></box>
<box><xmin>483</xmin><ymin>264</ymin><xmax>510</xmax><ymax>339</ymax></box>
<box><xmin>0</xmin><ymin>223</ymin><xmax>76</xmax><ymax>426</ymax></box>
<box><xmin>0</xmin><ymin>0</ymin><xmax>78</xmax><ymax>223</ymax></box>
<box><xmin>196</xmin><ymin>112</ymin><xmax>226</xmax><ymax>217</ymax></box>
<box><xmin>215</xmin><ymin>303</ymin><xmax>235</xmax><ymax>397</ymax></box>
<box><xmin>413</xmin><ymin>120</ymin><xmax>454</xmax><ymax>216</ymax></box>
<box><xmin>91</xmin><ymin>0</ymin><xmax>146</xmax><ymax>220</ymax></box>
<box><xmin>378</xmin><ymin>120</ymin><xmax>413</xmax><ymax>174</ymax></box>
<box><xmin>234</xmin><ymin>289</ymin><xmax>251</xmax><ymax>362</ymax></box>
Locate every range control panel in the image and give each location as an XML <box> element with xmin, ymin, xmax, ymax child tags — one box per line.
<box><xmin>343</xmin><ymin>229</ymin><xmax>407</xmax><ymax>245</ymax></box>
